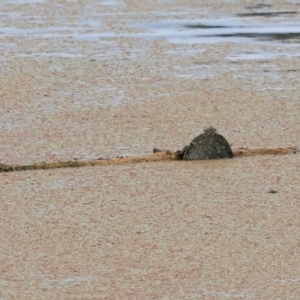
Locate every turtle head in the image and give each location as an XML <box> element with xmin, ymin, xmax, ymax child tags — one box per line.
<box><xmin>204</xmin><ymin>126</ymin><xmax>217</xmax><ymax>134</ymax></box>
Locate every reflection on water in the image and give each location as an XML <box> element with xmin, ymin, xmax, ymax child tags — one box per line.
<box><xmin>237</xmin><ymin>11</ymin><xmax>297</xmax><ymax>17</ymax></box>
<box><xmin>136</xmin><ymin>18</ymin><xmax>300</xmax><ymax>44</ymax></box>
<box><xmin>227</xmin><ymin>50</ymin><xmax>300</xmax><ymax>60</ymax></box>
<box><xmin>244</xmin><ymin>4</ymin><xmax>273</xmax><ymax>9</ymax></box>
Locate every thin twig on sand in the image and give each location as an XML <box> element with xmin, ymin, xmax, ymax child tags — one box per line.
<box><xmin>0</xmin><ymin>147</ymin><xmax>297</xmax><ymax>173</ymax></box>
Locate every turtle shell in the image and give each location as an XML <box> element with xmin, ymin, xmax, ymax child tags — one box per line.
<box><xmin>182</xmin><ymin>129</ymin><xmax>233</xmax><ymax>160</ymax></box>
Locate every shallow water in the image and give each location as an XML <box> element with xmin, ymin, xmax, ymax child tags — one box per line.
<box><xmin>1</xmin><ymin>0</ymin><xmax>300</xmax><ymax>57</ymax></box>
<box><xmin>134</xmin><ymin>18</ymin><xmax>300</xmax><ymax>44</ymax></box>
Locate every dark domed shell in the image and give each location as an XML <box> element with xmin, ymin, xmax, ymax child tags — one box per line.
<box><xmin>182</xmin><ymin>127</ymin><xmax>233</xmax><ymax>160</ymax></box>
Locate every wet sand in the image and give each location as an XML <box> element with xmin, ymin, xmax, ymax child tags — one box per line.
<box><xmin>1</xmin><ymin>0</ymin><xmax>300</xmax><ymax>299</ymax></box>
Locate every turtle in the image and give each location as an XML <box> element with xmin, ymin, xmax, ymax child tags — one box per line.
<box><xmin>176</xmin><ymin>126</ymin><xmax>233</xmax><ymax>160</ymax></box>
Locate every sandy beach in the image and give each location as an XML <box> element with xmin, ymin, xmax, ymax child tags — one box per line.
<box><xmin>1</xmin><ymin>0</ymin><xmax>300</xmax><ymax>299</ymax></box>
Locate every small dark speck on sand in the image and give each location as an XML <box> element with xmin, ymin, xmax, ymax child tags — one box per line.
<box><xmin>153</xmin><ymin>148</ymin><xmax>163</xmax><ymax>153</ymax></box>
